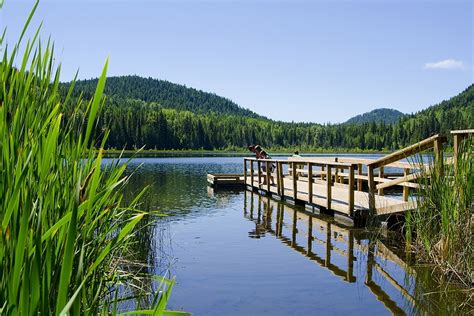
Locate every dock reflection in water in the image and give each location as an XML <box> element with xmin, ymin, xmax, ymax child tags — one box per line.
<box><xmin>242</xmin><ymin>190</ymin><xmax>469</xmax><ymax>316</ymax></box>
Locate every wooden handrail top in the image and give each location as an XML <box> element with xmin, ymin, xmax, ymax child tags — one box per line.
<box><xmin>450</xmin><ymin>129</ymin><xmax>474</xmax><ymax>135</ymax></box>
<box><xmin>288</xmin><ymin>157</ymin><xmax>372</xmax><ymax>165</ymax></box>
<box><xmin>245</xmin><ymin>157</ymin><xmax>353</xmax><ymax>168</ymax></box>
<box><xmin>368</xmin><ymin>134</ymin><xmax>447</xmax><ymax>169</ymax></box>
<box><xmin>288</xmin><ymin>156</ymin><xmax>426</xmax><ymax>170</ymax></box>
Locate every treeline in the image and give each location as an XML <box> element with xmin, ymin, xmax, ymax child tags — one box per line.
<box><xmin>65</xmin><ymin>75</ymin><xmax>262</xmax><ymax>118</ymax></box>
<box><xmin>62</xmin><ymin>77</ymin><xmax>473</xmax><ymax>151</ymax></box>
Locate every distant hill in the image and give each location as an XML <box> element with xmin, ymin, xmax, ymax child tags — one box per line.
<box><xmin>60</xmin><ymin>74</ymin><xmax>473</xmax><ymax>150</ymax></box>
<box><xmin>62</xmin><ymin>75</ymin><xmax>263</xmax><ymax>119</ymax></box>
<box><xmin>345</xmin><ymin>108</ymin><xmax>405</xmax><ymax>124</ymax></box>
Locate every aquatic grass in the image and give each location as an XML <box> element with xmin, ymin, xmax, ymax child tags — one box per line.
<box><xmin>405</xmin><ymin>137</ymin><xmax>473</xmax><ymax>286</ymax></box>
<box><xmin>0</xmin><ymin>2</ymin><xmax>184</xmax><ymax>314</ymax></box>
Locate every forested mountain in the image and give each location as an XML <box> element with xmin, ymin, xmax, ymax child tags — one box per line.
<box><xmin>64</xmin><ymin>75</ymin><xmax>262</xmax><ymax>118</ymax></box>
<box><xmin>345</xmin><ymin>108</ymin><xmax>405</xmax><ymax>124</ymax></box>
<box><xmin>61</xmin><ymin>76</ymin><xmax>473</xmax><ymax>151</ymax></box>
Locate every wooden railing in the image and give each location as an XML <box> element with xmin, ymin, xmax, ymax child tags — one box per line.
<box><xmin>243</xmin><ymin>134</ymin><xmax>469</xmax><ymax>216</ymax></box>
<box><xmin>365</xmin><ymin>134</ymin><xmax>447</xmax><ymax>211</ymax></box>
<box><xmin>244</xmin><ymin>157</ymin><xmax>357</xmax><ymax>216</ymax></box>
<box><xmin>451</xmin><ymin>129</ymin><xmax>474</xmax><ymax>169</ymax></box>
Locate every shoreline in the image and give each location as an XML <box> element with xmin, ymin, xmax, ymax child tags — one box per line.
<box><xmin>102</xmin><ymin>148</ymin><xmax>392</xmax><ymax>157</ymax></box>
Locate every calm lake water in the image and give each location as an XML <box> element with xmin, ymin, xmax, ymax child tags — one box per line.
<box><xmin>116</xmin><ymin>156</ymin><xmax>469</xmax><ymax>316</ymax></box>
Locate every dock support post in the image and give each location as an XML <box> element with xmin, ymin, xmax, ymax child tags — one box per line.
<box><xmin>403</xmin><ymin>168</ymin><xmax>410</xmax><ymax>202</ymax></box>
<box><xmin>368</xmin><ymin>165</ymin><xmax>376</xmax><ymax>213</ymax></box>
<box><xmin>292</xmin><ymin>162</ymin><xmax>297</xmax><ymax>200</ymax></box>
<box><xmin>326</xmin><ymin>165</ymin><xmax>332</xmax><ymax>210</ymax></box>
<box><xmin>308</xmin><ymin>162</ymin><xmax>313</xmax><ymax>204</ymax></box>
<box><xmin>348</xmin><ymin>165</ymin><xmax>354</xmax><ymax>217</ymax></box>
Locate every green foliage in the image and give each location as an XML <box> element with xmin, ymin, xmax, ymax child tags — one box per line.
<box><xmin>344</xmin><ymin>108</ymin><xmax>405</xmax><ymax>124</ymax></box>
<box><xmin>0</xmin><ymin>3</ymin><xmax>178</xmax><ymax>314</ymax></box>
<box><xmin>405</xmin><ymin>137</ymin><xmax>473</xmax><ymax>286</ymax></box>
<box><xmin>62</xmin><ymin>75</ymin><xmax>262</xmax><ymax>118</ymax></box>
<box><xmin>61</xmin><ymin>76</ymin><xmax>473</xmax><ymax>151</ymax></box>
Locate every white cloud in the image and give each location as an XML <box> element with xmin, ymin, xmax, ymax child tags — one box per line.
<box><xmin>424</xmin><ymin>59</ymin><xmax>465</xmax><ymax>70</ymax></box>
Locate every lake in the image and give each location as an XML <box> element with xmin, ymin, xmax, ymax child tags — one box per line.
<box><xmin>117</xmin><ymin>156</ymin><xmax>469</xmax><ymax>316</ymax></box>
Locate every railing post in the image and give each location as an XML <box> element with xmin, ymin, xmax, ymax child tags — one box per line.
<box><xmin>348</xmin><ymin>165</ymin><xmax>354</xmax><ymax>217</ymax></box>
<box><xmin>335</xmin><ymin>158</ymin><xmax>339</xmax><ymax>183</ymax></box>
<box><xmin>257</xmin><ymin>160</ymin><xmax>262</xmax><ymax>189</ymax></box>
<box><xmin>276</xmin><ymin>162</ymin><xmax>281</xmax><ymax>195</ymax></box>
<box><xmin>250</xmin><ymin>160</ymin><xmax>254</xmax><ymax>187</ymax></box>
<box><xmin>326</xmin><ymin>164</ymin><xmax>332</xmax><ymax>210</ymax></box>
<box><xmin>279</xmin><ymin>162</ymin><xmax>284</xmax><ymax>196</ymax></box>
<box><xmin>403</xmin><ymin>168</ymin><xmax>410</xmax><ymax>202</ymax></box>
<box><xmin>378</xmin><ymin>166</ymin><xmax>384</xmax><ymax>196</ymax></box>
<box><xmin>308</xmin><ymin>162</ymin><xmax>313</xmax><ymax>204</ymax></box>
<box><xmin>292</xmin><ymin>161</ymin><xmax>297</xmax><ymax>200</ymax></box>
<box><xmin>244</xmin><ymin>159</ymin><xmax>247</xmax><ymax>185</ymax></box>
<box><xmin>368</xmin><ymin>165</ymin><xmax>376</xmax><ymax>213</ymax></box>
<box><xmin>266</xmin><ymin>161</ymin><xmax>270</xmax><ymax>192</ymax></box>
<box><xmin>357</xmin><ymin>163</ymin><xmax>363</xmax><ymax>191</ymax></box>
<box><xmin>321</xmin><ymin>165</ymin><xmax>325</xmax><ymax>181</ymax></box>
<box><xmin>453</xmin><ymin>134</ymin><xmax>461</xmax><ymax>173</ymax></box>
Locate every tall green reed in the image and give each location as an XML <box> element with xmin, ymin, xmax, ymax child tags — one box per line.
<box><xmin>0</xmin><ymin>1</ymin><xmax>182</xmax><ymax>314</ymax></box>
<box><xmin>405</xmin><ymin>137</ymin><xmax>473</xmax><ymax>286</ymax></box>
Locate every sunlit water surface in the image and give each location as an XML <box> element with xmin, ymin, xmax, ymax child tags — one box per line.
<box><xmin>110</xmin><ymin>156</ymin><xmax>469</xmax><ymax>316</ymax></box>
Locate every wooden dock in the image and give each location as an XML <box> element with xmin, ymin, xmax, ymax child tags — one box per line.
<box><xmin>207</xmin><ymin>131</ymin><xmax>472</xmax><ymax>223</ymax></box>
<box><xmin>242</xmin><ymin>131</ymin><xmax>474</xmax><ymax>222</ymax></box>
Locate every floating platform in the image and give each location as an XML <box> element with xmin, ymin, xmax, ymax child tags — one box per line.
<box><xmin>207</xmin><ymin>174</ymin><xmax>246</xmax><ymax>188</ymax></box>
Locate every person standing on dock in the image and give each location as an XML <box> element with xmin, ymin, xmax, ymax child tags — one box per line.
<box><xmin>248</xmin><ymin>145</ymin><xmax>275</xmax><ymax>185</ymax></box>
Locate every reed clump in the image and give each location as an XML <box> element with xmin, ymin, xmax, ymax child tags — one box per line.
<box><xmin>405</xmin><ymin>137</ymin><xmax>473</xmax><ymax>287</ymax></box>
<box><xmin>0</xmin><ymin>2</ymin><xmax>179</xmax><ymax>314</ymax></box>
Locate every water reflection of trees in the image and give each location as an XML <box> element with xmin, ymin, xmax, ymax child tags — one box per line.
<box><xmin>243</xmin><ymin>191</ymin><xmax>472</xmax><ymax>315</ymax></box>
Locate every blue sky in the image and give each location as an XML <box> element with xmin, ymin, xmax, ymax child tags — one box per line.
<box><xmin>1</xmin><ymin>0</ymin><xmax>472</xmax><ymax>123</ymax></box>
